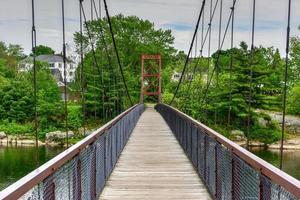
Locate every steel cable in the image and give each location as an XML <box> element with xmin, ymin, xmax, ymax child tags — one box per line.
<box><xmin>169</xmin><ymin>0</ymin><xmax>206</xmax><ymax>105</ymax></box>
<box><xmin>31</xmin><ymin>0</ymin><xmax>39</xmax><ymax>168</ymax></box>
<box><xmin>61</xmin><ymin>0</ymin><xmax>69</xmax><ymax>147</ymax></box>
<box><xmin>79</xmin><ymin>0</ymin><xmax>86</xmax><ymax>136</ymax></box>
<box><xmin>246</xmin><ymin>0</ymin><xmax>256</xmax><ymax>149</ymax></box>
<box><xmin>280</xmin><ymin>0</ymin><xmax>292</xmax><ymax>170</ymax></box>
<box><xmin>103</xmin><ymin>0</ymin><xmax>133</xmax><ymax>106</ymax></box>
<box><xmin>199</xmin><ymin>0</ymin><xmax>237</xmax><ymax>107</ymax></box>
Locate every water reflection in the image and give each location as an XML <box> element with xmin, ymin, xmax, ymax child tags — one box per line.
<box><xmin>0</xmin><ymin>145</ymin><xmax>64</xmax><ymax>190</ymax></box>
<box><xmin>251</xmin><ymin>147</ymin><xmax>300</xmax><ymax>180</ymax></box>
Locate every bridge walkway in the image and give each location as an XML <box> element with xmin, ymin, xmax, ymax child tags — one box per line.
<box><xmin>99</xmin><ymin>106</ymin><xmax>211</xmax><ymax>200</ymax></box>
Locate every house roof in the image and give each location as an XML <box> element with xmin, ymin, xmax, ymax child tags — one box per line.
<box><xmin>51</xmin><ymin>68</ymin><xmax>63</xmax><ymax>82</ymax></box>
<box><xmin>19</xmin><ymin>54</ymin><xmax>74</xmax><ymax>64</ymax></box>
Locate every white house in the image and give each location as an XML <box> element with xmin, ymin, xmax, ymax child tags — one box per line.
<box><xmin>18</xmin><ymin>54</ymin><xmax>77</xmax><ymax>83</ymax></box>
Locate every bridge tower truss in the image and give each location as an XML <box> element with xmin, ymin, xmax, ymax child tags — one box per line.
<box><xmin>140</xmin><ymin>54</ymin><xmax>162</xmax><ymax>103</ymax></box>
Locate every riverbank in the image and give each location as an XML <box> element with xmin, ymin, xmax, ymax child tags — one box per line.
<box><xmin>234</xmin><ymin>138</ymin><xmax>300</xmax><ymax>150</ymax></box>
<box><xmin>0</xmin><ymin>137</ymin><xmax>80</xmax><ymax>147</ymax></box>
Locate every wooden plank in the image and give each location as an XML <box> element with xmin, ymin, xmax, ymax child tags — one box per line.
<box><xmin>99</xmin><ymin>106</ymin><xmax>211</xmax><ymax>200</ymax></box>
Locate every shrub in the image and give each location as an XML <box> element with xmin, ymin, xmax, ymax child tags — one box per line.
<box><xmin>67</xmin><ymin>105</ymin><xmax>83</xmax><ymax>131</ymax></box>
<box><xmin>0</xmin><ymin>120</ymin><xmax>33</xmax><ymax>135</ymax></box>
<box><xmin>250</xmin><ymin>120</ymin><xmax>281</xmax><ymax>145</ymax></box>
<box><xmin>288</xmin><ymin>81</ymin><xmax>300</xmax><ymax>115</ymax></box>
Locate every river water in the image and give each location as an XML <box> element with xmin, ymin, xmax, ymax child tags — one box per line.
<box><xmin>250</xmin><ymin>147</ymin><xmax>300</xmax><ymax>180</ymax></box>
<box><xmin>0</xmin><ymin>145</ymin><xmax>299</xmax><ymax>191</ymax></box>
<box><xmin>0</xmin><ymin>145</ymin><xmax>64</xmax><ymax>190</ymax></box>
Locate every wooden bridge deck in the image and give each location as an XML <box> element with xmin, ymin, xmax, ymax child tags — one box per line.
<box><xmin>99</xmin><ymin>106</ymin><xmax>211</xmax><ymax>200</ymax></box>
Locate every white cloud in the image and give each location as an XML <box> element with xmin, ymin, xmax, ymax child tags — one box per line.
<box><xmin>0</xmin><ymin>0</ymin><xmax>299</xmax><ymax>56</ymax></box>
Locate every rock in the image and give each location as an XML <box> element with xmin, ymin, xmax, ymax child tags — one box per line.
<box><xmin>0</xmin><ymin>132</ymin><xmax>6</xmax><ymax>139</ymax></box>
<box><xmin>265</xmin><ymin>111</ymin><xmax>300</xmax><ymax>135</ymax></box>
<box><xmin>231</xmin><ymin>130</ymin><xmax>244</xmax><ymax>136</ymax></box>
<box><xmin>17</xmin><ymin>140</ymin><xmax>35</xmax><ymax>145</ymax></box>
<box><xmin>230</xmin><ymin>130</ymin><xmax>245</xmax><ymax>141</ymax></box>
<box><xmin>46</xmin><ymin>131</ymin><xmax>74</xmax><ymax>142</ymax></box>
<box><xmin>258</xmin><ymin>117</ymin><xmax>268</xmax><ymax>128</ymax></box>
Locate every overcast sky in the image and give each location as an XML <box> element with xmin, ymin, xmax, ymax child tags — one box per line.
<box><xmin>0</xmin><ymin>0</ymin><xmax>300</xmax><ymax>56</ymax></box>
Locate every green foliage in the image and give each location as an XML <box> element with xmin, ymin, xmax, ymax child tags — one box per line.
<box><xmin>0</xmin><ymin>51</ymin><xmax>64</xmax><ymax>138</ymax></box>
<box><xmin>74</xmin><ymin>14</ymin><xmax>176</xmax><ymax>118</ymax></box>
<box><xmin>33</xmin><ymin>45</ymin><xmax>55</xmax><ymax>56</ymax></box>
<box><xmin>288</xmin><ymin>80</ymin><xmax>300</xmax><ymax>115</ymax></box>
<box><xmin>250</xmin><ymin>122</ymin><xmax>281</xmax><ymax>144</ymax></box>
<box><xmin>171</xmin><ymin>42</ymin><xmax>285</xmax><ymax>144</ymax></box>
<box><xmin>0</xmin><ymin>120</ymin><xmax>33</xmax><ymax>135</ymax></box>
<box><xmin>67</xmin><ymin>105</ymin><xmax>83</xmax><ymax>131</ymax></box>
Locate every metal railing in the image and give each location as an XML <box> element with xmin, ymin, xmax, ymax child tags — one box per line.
<box><xmin>156</xmin><ymin>103</ymin><xmax>300</xmax><ymax>200</ymax></box>
<box><xmin>0</xmin><ymin>104</ymin><xmax>144</xmax><ymax>200</ymax></box>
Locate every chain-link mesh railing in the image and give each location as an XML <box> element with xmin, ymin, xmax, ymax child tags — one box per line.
<box><xmin>156</xmin><ymin>104</ymin><xmax>300</xmax><ymax>200</ymax></box>
<box><xmin>0</xmin><ymin>104</ymin><xmax>144</xmax><ymax>200</ymax></box>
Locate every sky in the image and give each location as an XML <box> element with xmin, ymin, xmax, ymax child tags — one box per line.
<box><xmin>0</xmin><ymin>0</ymin><xmax>300</xmax><ymax>57</ymax></box>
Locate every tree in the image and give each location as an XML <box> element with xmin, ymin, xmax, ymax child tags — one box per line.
<box><xmin>33</xmin><ymin>45</ymin><xmax>55</xmax><ymax>56</ymax></box>
<box><xmin>172</xmin><ymin>42</ymin><xmax>284</xmax><ymax>144</ymax></box>
<box><xmin>74</xmin><ymin>15</ymin><xmax>176</xmax><ymax>118</ymax></box>
<box><xmin>290</xmin><ymin>26</ymin><xmax>300</xmax><ymax>86</ymax></box>
<box><xmin>288</xmin><ymin>80</ymin><xmax>300</xmax><ymax>115</ymax></box>
<box><xmin>0</xmin><ymin>59</ymin><xmax>64</xmax><ymax>137</ymax></box>
<box><xmin>7</xmin><ymin>44</ymin><xmax>25</xmax><ymax>60</ymax></box>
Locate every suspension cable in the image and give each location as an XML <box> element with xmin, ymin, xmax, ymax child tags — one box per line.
<box><xmin>81</xmin><ymin>0</ymin><xmax>107</xmax><ymax>123</ymax></box>
<box><xmin>103</xmin><ymin>0</ymin><xmax>133</xmax><ymax>106</ymax></box>
<box><xmin>94</xmin><ymin>0</ymin><xmax>105</xmax><ymax>120</ymax></box>
<box><xmin>186</xmin><ymin>0</ymin><xmax>219</xmax><ymax>100</ymax></box>
<box><xmin>90</xmin><ymin>0</ymin><xmax>98</xmax><ymax>120</ymax></box>
<box><xmin>189</xmin><ymin>4</ymin><xmax>206</xmax><ymax>99</ymax></box>
<box><xmin>79</xmin><ymin>0</ymin><xmax>86</xmax><ymax>136</ymax></box>
<box><xmin>80</xmin><ymin>3</ymin><xmax>103</xmax><ymax>81</ymax></box>
<box><xmin>228</xmin><ymin>0</ymin><xmax>235</xmax><ymax>126</ymax></box>
<box><xmin>199</xmin><ymin>0</ymin><xmax>237</xmax><ymax>106</ymax></box>
<box><xmin>91</xmin><ymin>0</ymin><xmax>94</xmax><ymax>20</ymax></box>
<box><xmin>200</xmin><ymin>0</ymin><xmax>220</xmax><ymax>53</ymax></box>
<box><xmin>214</xmin><ymin>0</ymin><xmax>223</xmax><ymax>125</ymax></box>
<box><xmin>280</xmin><ymin>0</ymin><xmax>292</xmax><ymax>170</ymax></box>
<box><xmin>61</xmin><ymin>0</ymin><xmax>69</xmax><ymax>148</ymax></box>
<box><xmin>92</xmin><ymin>0</ymin><xmax>119</xmax><ymax>117</ymax></box>
<box><xmin>169</xmin><ymin>0</ymin><xmax>206</xmax><ymax>105</ymax></box>
<box><xmin>99</xmin><ymin>0</ymin><xmax>102</xmax><ymax>18</ymax></box>
<box><xmin>31</xmin><ymin>0</ymin><xmax>39</xmax><ymax>166</ymax></box>
<box><xmin>246</xmin><ymin>0</ymin><xmax>256</xmax><ymax>150</ymax></box>
<box><xmin>216</xmin><ymin>0</ymin><xmax>223</xmax><ymax>85</ymax></box>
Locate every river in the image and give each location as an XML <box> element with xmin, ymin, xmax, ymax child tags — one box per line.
<box><xmin>250</xmin><ymin>147</ymin><xmax>300</xmax><ymax>180</ymax></box>
<box><xmin>0</xmin><ymin>145</ymin><xmax>299</xmax><ymax>191</ymax></box>
<box><xmin>0</xmin><ymin>145</ymin><xmax>64</xmax><ymax>190</ymax></box>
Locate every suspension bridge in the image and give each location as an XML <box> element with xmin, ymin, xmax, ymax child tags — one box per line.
<box><xmin>1</xmin><ymin>0</ymin><xmax>300</xmax><ymax>199</ymax></box>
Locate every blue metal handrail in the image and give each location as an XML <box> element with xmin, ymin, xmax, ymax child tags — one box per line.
<box><xmin>0</xmin><ymin>104</ymin><xmax>144</xmax><ymax>200</ymax></box>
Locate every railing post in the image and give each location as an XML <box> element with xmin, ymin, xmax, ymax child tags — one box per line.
<box><xmin>90</xmin><ymin>145</ymin><xmax>97</xmax><ymax>200</ymax></box>
<box><xmin>232</xmin><ymin>154</ymin><xmax>240</xmax><ymax>200</ymax></box>
<box><xmin>43</xmin><ymin>176</ymin><xmax>55</xmax><ymax>200</ymax></box>
<box><xmin>73</xmin><ymin>158</ymin><xmax>82</xmax><ymax>200</ymax></box>
<box><xmin>189</xmin><ymin>123</ymin><xmax>192</xmax><ymax>160</ymax></box>
<box><xmin>215</xmin><ymin>143</ymin><xmax>220</xmax><ymax>199</ymax></box>
<box><xmin>203</xmin><ymin>135</ymin><xmax>207</xmax><ymax>182</ymax></box>
<box><xmin>104</xmin><ymin>134</ymin><xmax>107</xmax><ymax>180</ymax></box>
<box><xmin>259</xmin><ymin>174</ymin><xmax>263</xmax><ymax>200</ymax></box>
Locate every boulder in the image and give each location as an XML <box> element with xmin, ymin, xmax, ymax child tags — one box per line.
<box><xmin>258</xmin><ymin>117</ymin><xmax>269</xmax><ymax>128</ymax></box>
<box><xmin>266</xmin><ymin>112</ymin><xmax>300</xmax><ymax>135</ymax></box>
<box><xmin>230</xmin><ymin>130</ymin><xmax>245</xmax><ymax>141</ymax></box>
<box><xmin>46</xmin><ymin>131</ymin><xmax>74</xmax><ymax>142</ymax></box>
<box><xmin>0</xmin><ymin>132</ymin><xmax>6</xmax><ymax>139</ymax></box>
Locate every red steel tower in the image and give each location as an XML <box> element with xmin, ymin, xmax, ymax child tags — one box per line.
<box><xmin>140</xmin><ymin>54</ymin><xmax>162</xmax><ymax>103</ymax></box>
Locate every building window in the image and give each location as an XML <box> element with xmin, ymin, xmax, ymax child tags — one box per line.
<box><xmin>58</xmin><ymin>63</ymin><xmax>62</xmax><ymax>68</ymax></box>
<box><xmin>69</xmin><ymin>71</ymin><xmax>73</xmax><ymax>76</ymax></box>
<box><xmin>50</xmin><ymin>63</ymin><xmax>55</xmax><ymax>68</ymax></box>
